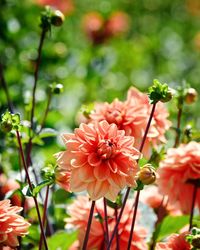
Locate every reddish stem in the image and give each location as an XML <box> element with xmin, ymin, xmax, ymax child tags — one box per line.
<box><xmin>174</xmin><ymin>107</ymin><xmax>182</xmax><ymax>147</ymax></box>
<box><xmin>103</xmin><ymin>198</ymin><xmax>109</xmax><ymax>246</ymax></box>
<box><xmin>82</xmin><ymin>200</ymin><xmax>96</xmax><ymax>250</ymax></box>
<box><xmin>189</xmin><ymin>183</ymin><xmax>198</xmax><ymax>231</ymax></box>
<box><xmin>39</xmin><ymin>185</ymin><xmax>50</xmax><ymax>250</ymax></box>
<box><xmin>107</xmin><ymin>103</ymin><xmax>157</xmax><ymax>250</ymax></box>
<box><xmin>16</xmin><ymin>130</ymin><xmax>48</xmax><ymax>250</ymax></box>
<box><xmin>114</xmin><ymin>206</ymin><xmax>120</xmax><ymax>250</ymax></box>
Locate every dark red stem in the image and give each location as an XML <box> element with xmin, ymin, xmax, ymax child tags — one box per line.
<box><xmin>103</xmin><ymin>198</ymin><xmax>109</xmax><ymax>246</ymax></box>
<box><xmin>189</xmin><ymin>183</ymin><xmax>198</xmax><ymax>230</ymax></box>
<box><xmin>16</xmin><ymin>130</ymin><xmax>48</xmax><ymax>250</ymax></box>
<box><xmin>107</xmin><ymin>103</ymin><xmax>157</xmax><ymax>249</ymax></box>
<box><xmin>82</xmin><ymin>200</ymin><xmax>96</xmax><ymax>250</ymax></box>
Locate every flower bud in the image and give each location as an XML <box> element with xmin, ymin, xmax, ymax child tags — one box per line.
<box><xmin>50</xmin><ymin>83</ymin><xmax>64</xmax><ymax>94</ymax></box>
<box><xmin>51</xmin><ymin>10</ymin><xmax>65</xmax><ymax>27</ymax></box>
<box><xmin>138</xmin><ymin>164</ymin><xmax>156</xmax><ymax>185</ymax></box>
<box><xmin>160</xmin><ymin>87</ymin><xmax>174</xmax><ymax>103</ymax></box>
<box><xmin>192</xmin><ymin>235</ymin><xmax>200</xmax><ymax>248</ymax></box>
<box><xmin>185</xmin><ymin>88</ymin><xmax>198</xmax><ymax>104</ymax></box>
<box><xmin>0</xmin><ymin>120</ymin><xmax>13</xmax><ymax>133</ymax></box>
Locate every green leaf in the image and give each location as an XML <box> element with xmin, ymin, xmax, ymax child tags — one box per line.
<box><xmin>33</xmin><ymin>231</ymin><xmax>77</xmax><ymax>250</ymax></box>
<box><xmin>38</xmin><ymin>128</ymin><xmax>58</xmax><ymax>138</ymax></box>
<box><xmin>154</xmin><ymin>215</ymin><xmax>190</xmax><ymax>242</ymax></box>
<box><xmin>32</xmin><ymin>179</ymin><xmax>54</xmax><ymax>197</ymax></box>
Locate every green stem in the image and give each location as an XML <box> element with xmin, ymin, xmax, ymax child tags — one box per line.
<box><xmin>174</xmin><ymin>107</ymin><xmax>182</xmax><ymax>147</ymax></box>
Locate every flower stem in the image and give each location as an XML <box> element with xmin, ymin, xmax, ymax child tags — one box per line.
<box><xmin>107</xmin><ymin>103</ymin><xmax>157</xmax><ymax>250</ymax></box>
<box><xmin>174</xmin><ymin>107</ymin><xmax>182</xmax><ymax>147</ymax></box>
<box><xmin>82</xmin><ymin>200</ymin><xmax>95</xmax><ymax>250</ymax></box>
<box><xmin>114</xmin><ymin>206</ymin><xmax>120</xmax><ymax>250</ymax></box>
<box><xmin>16</xmin><ymin>130</ymin><xmax>48</xmax><ymax>250</ymax></box>
<box><xmin>103</xmin><ymin>198</ymin><xmax>109</xmax><ymax>246</ymax></box>
<box><xmin>39</xmin><ymin>185</ymin><xmax>50</xmax><ymax>250</ymax></box>
<box><xmin>30</xmin><ymin>28</ymin><xmax>46</xmax><ymax>131</ymax></box>
<box><xmin>126</xmin><ymin>190</ymin><xmax>140</xmax><ymax>249</ymax></box>
<box><xmin>38</xmin><ymin>90</ymin><xmax>52</xmax><ymax>133</ymax></box>
<box><xmin>189</xmin><ymin>183</ymin><xmax>198</xmax><ymax>230</ymax></box>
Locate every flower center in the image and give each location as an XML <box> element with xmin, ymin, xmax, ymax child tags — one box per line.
<box><xmin>105</xmin><ymin>109</ymin><xmax>123</xmax><ymax>125</ymax></box>
<box><xmin>97</xmin><ymin>139</ymin><xmax>116</xmax><ymax>159</ymax></box>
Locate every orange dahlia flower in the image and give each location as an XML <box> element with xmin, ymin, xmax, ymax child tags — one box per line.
<box><xmin>155</xmin><ymin>232</ymin><xmax>190</xmax><ymax>250</ymax></box>
<box><xmin>0</xmin><ymin>200</ymin><xmax>30</xmax><ymax>248</ymax></box>
<box><xmin>157</xmin><ymin>142</ymin><xmax>200</xmax><ymax>213</ymax></box>
<box><xmin>55</xmin><ymin>120</ymin><xmax>140</xmax><ymax>201</ymax></box>
<box><xmin>66</xmin><ymin>196</ymin><xmax>148</xmax><ymax>250</ymax></box>
<box><xmin>90</xmin><ymin>87</ymin><xmax>171</xmax><ymax>157</ymax></box>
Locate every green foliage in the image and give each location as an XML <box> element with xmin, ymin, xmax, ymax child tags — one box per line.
<box><xmin>0</xmin><ymin>111</ymin><xmax>21</xmax><ymax>132</ymax></box>
<box><xmin>153</xmin><ymin>215</ymin><xmax>189</xmax><ymax>242</ymax></box>
<box><xmin>46</xmin><ymin>231</ymin><xmax>77</xmax><ymax>250</ymax></box>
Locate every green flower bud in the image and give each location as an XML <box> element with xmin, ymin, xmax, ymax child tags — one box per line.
<box><xmin>51</xmin><ymin>10</ymin><xmax>65</xmax><ymax>27</ymax></box>
<box><xmin>0</xmin><ymin>120</ymin><xmax>13</xmax><ymax>133</ymax></box>
<box><xmin>148</xmin><ymin>79</ymin><xmax>172</xmax><ymax>104</ymax></box>
<box><xmin>138</xmin><ymin>164</ymin><xmax>156</xmax><ymax>185</ymax></box>
<box><xmin>50</xmin><ymin>83</ymin><xmax>64</xmax><ymax>94</ymax></box>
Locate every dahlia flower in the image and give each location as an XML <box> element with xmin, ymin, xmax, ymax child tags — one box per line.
<box><xmin>0</xmin><ymin>200</ymin><xmax>30</xmax><ymax>248</ymax></box>
<box><xmin>157</xmin><ymin>141</ymin><xmax>200</xmax><ymax>213</ymax></box>
<box><xmin>90</xmin><ymin>87</ymin><xmax>171</xmax><ymax>157</ymax></box>
<box><xmin>66</xmin><ymin>196</ymin><xmax>148</xmax><ymax>250</ymax></box>
<box><xmin>55</xmin><ymin>120</ymin><xmax>140</xmax><ymax>201</ymax></box>
<box><xmin>140</xmin><ymin>185</ymin><xmax>182</xmax><ymax>216</ymax></box>
<box><xmin>155</xmin><ymin>232</ymin><xmax>190</xmax><ymax>250</ymax></box>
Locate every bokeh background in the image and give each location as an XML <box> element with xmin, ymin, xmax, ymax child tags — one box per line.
<box><xmin>0</xmin><ymin>1</ymin><xmax>200</xmax><ymax>247</ymax></box>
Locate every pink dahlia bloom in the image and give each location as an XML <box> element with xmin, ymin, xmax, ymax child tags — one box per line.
<box><xmin>157</xmin><ymin>141</ymin><xmax>200</xmax><ymax>213</ymax></box>
<box><xmin>55</xmin><ymin>120</ymin><xmax>140</xmax><ymax>200</ymax></box>
<box><xmin>0</xmin><ymin>200</ymin><xmax>30</xmax><ymax>248</ymax></box>
<box><xmin>90</xmin><ymin>87</ymin><xmax>171</xmax><ymax>157</ymax></box>
<box><xmin>140</xmin><ymin>185</ymin><xmax>182</xmax><ymax>216</ymax></box>
<box><xmin>155</xmin><ymin>232</ymin><xmax>190</xmax><ymax>250</ymax></box>
<box><xmin>66</xmin><ymin>196</ymin><xmax>148</xmax><ymax>250</ymax></box>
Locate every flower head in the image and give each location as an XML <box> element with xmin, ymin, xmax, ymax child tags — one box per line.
<box><xmin>66</xmin><ymin>196</ymin><xmax>148</xmax><ymax>250</ymax></box>
<box><xmin>155</xmin><ymin>232</ymin><xmax>190</xmax><ymax>250</ymax></box>
<box><xmin>0</xmin><ymin>200</ymin><xmax>30</xmax><ymax>247</ymax></box>
<box><xmin>157</xmin><ymin>141</ymin><xmax>200</xmax><ymax>213</ymax></box>
<box><xmin>90</xmin><ymin>87</ymin><xmax>171</xmax><ymax>157</ymax></box>
<box><xmin>55</xmin><ymin>120</ymin><xmax>140</xmax><ymax>200</ymax></box>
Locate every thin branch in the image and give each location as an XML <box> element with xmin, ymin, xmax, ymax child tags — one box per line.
<box><xmin>82</xmin><ymin>200</ymin><xmax>96</xmax><ymax>250</ymax></box>
<box><xmin>103</xmin><ymin>198</ymin><xmax>109</xmax><ymax>246</ymax></box>
<box><xmin>16</xmin><ymin>130</ymin><xmax>48</xmax><ymax>250</ymax></box>
<box><xmin>189</xmin><ymin>183</ymin><xmax>198</xmax><ymax>230</ymax></box>
<box><xmin>107</xmin><ymin>103</ymin><xmax>157</xmax><ymax>249</ymax></box>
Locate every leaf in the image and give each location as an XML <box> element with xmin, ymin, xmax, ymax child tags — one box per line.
<box><xmin>32</xmin><ymin>179</ymin><xmax>54</xmax><ymax>197</ymax></box>
<box><xmin>38</xmin><ymin>128</ymin><xmax>58</xmax><ymax>138</ymax></box>
<box><xmin>154</xmin><ymin>215</ymin><xmax>190</xmax><ymax>242</ymax></box>
<box><xmin>32</xmin><ymin>231</ymin><xmax>77</xmax><ymax>250</ymax></box>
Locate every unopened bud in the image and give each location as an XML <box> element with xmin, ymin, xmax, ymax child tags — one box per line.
<box><xmin>50</xmin><ymin>83</ymin><xmax>64</xmax><ymax>94</ymax></box>
<box><xmin>138</xmin><ymin>164</ymin><xmax>156</xmax><ymax>185</ymax></box>
<box><xmin>51</xmin><ymin>10</ymin><xmax>65</xmax><ymax>27</ymax></box>
<box><xmin>192</xmin><ymin>235</ymin><xmax>200</xmax><ymax>248</ymax></box>
<box><xmin>185</xmin><ymin>88</ymin><xmax>198</xmax><ymax>104</ymax></box>
<box><xmin>160</xmin><ymin>88</ymin><xmax>174</xmax><ymax>103</ymax></box>
<box><xmin>0</xmin><ymin>120</ymin><xmax>13</xmax><ymax>133</ymax></box>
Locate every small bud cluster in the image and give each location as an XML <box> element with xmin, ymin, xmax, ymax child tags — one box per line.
<box><xmin>0</xmin><ymin>111</ymin><xmax>20</xmax><ymax>133</ymax></box>
<box><xmin>49</xmin><ymin>82</ymin><xmax>64</xmax><ymax>94</ymax></box>
<box><xmin>148</xmin><ymin>79</ymin><xmax>173</xmax><ymax>104</ymax></box>
<box><xmin>40</xmin><ymin>6</ymin><xmax>65</xmax><ymax>31</ymax></box>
